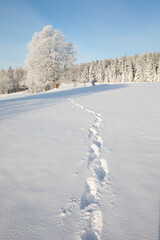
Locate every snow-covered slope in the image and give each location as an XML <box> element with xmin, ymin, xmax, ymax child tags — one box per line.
<box><xmin>0</xmin><ymin>83</ymin><xmax>159</xmax><ymax>240</ymax></box>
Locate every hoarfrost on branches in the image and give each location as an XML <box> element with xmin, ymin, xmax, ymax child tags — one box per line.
<box><xmin>25</xmin><ymin>25</ymin><xmax>76</xmax><ymax>92</ymax></box>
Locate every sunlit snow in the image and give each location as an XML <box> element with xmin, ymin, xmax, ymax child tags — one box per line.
<box><xmin>0</xmin><ymin>83</ymin><xmax>159</xmax><ymax>239</ymax></box>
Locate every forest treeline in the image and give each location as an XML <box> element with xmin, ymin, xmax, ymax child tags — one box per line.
<box><xmin>0</xmin><ymin>51</ymin><xmax>160</xmax><ymax>94</ymax></box>
<box><xmin>0</xmin><ymin>67</ymin><xmax>26</xmax><ymax>94</ymax></box>
<box><xmin>65</xmin><ymin>51</ymin><xmax>160</xmax><ymax>83</ymax></box>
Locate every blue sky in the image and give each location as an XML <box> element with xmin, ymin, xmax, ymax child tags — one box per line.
<box><xmin>0</xmin><ymin>0</ymin><xmax>160</xmax><ymax>69</ymax></box>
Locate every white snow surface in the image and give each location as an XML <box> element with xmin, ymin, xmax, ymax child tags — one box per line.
<box><xmin>0</xmin><ymin>83</ymin><xmax>160</xmax><ymax>240</ymax></box>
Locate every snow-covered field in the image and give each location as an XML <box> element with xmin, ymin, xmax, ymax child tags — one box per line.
<box><xmin>0</xmin><ymin>83</ymin><xmax>160</xmax><ymax>240</ymax></box>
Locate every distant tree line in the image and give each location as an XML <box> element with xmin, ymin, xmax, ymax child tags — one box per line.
<box><xmin>0</xmin><ymin>67</ymin><xmax>27</xmax><ymax>94</ymax></box>
<box><xmin>64</xmin><ymin>52</ymin><xmax>160</xmax><ymax>84</ymax></box>
<box><xmin>0</xmin><ymin>50</ymin><xmax>160</xmax><ymax>94</ymax></box>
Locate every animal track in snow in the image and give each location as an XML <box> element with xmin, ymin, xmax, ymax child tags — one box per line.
<box><xmin>59</xmin><ymin>197</ymin><xmax>79</xmax><ymax>217</ymax></box>
<box><xmin>73</xmin><ymin>158</ymin><xmax>86</xmax><ymax>176</ymax></box>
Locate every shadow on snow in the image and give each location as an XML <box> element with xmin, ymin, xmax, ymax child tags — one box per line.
<box><xmin>0</xmin><ymin>84</ymin><xmax>128</xmax><ymax>121</ymax></box>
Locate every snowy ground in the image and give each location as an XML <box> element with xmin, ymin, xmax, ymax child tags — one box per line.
<box><xmin>0</xmin><ymin>83</ymin><xmax>160</xmax><ymax>240</ymax></box>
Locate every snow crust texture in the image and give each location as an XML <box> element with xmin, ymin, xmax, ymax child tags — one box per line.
<box><xmin>65</xmin><ymin>98</ymin><xmax>110</xmax><ymax>239</ymax></box>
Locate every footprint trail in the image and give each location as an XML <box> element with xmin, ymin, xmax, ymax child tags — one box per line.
<box><xmin>59</xmin><ymin>98</ymin><xmax>111</xmax><ymax>239</ymax></box>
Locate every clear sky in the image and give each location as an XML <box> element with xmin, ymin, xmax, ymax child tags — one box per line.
<box><xmin>0</xmin><ymin>0</ymin><xmax>160</xmax><ymax>69</ymax></box>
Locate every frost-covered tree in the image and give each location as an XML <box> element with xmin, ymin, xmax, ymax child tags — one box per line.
<box><xmin>0</xmin><ymin>70</ymin><xmax>10</xmax><ymax>94</ymax></box>
<box><xmin>81</xmin><ymin>65</ymin><xmax>89</xmax><ymax>82</ymax></box>
<box><xmin>25</xmin><ymin>25</ymin><xmax>76</xmax><ymax>92</ymax></box>
<box><xmin>157</xmin><ymin>57</ymin><xmax>160</xmax><ymax>82</ymax></box>
<box><xmin>13</xmin><ymin>67</ymin><xmax>27</xmax><ymax>90</ymax></box>
<box><xmin>0</xmin><ymin>67</ymin><xmax>27</xmax><ymax>94</ymax></box>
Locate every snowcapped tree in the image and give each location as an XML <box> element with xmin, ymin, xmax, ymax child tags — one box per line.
<box><xmin>89</xmin><ymin>61</ymin><xmax>97</xmax><ymax>81</ymax></box>
<box><xmin>96</xmin><ymin>60</ymin><xmax>105</xmax><ymax>82</ymax></box>
<box><xmin>134</xmin><ymin>56</ymin><xmax>144</xmax><ymax>82</ymax></box>
<box><xmin>81</xmin><ymin>65</ymin><xmax>89</xmax><ymax>82</ymax></box>
<box><xmin>0</xmin><ymin>70</ymin><xmax>10</xmax><ymax>94</ymax></box>
<box><xmin>13</xmin><ymin>67</ymin><xmax>27</xmax><ymax>90</ymax></box>
<box><xmin>25</xmin><ymin>25</ymin><xmax>76</xmax><ymax>92</ymax></box>
<box><xmin>62</xmin><ymin>42</ymin><xmax>77</xmax><ymax>80</ymax></box>
<box><xmin>157</xmin><ymin>58</ymin><xmax>160</xmax><ymax>82</ymax></box>
<box><xmin>0</xmin><ymin>67</ymin><xmax>27</xmax><ymax>94</ymax></box>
